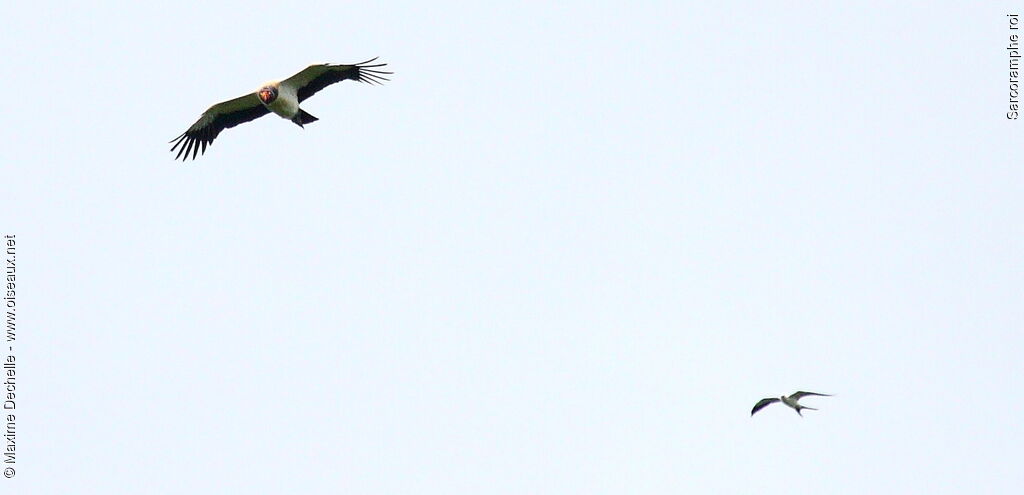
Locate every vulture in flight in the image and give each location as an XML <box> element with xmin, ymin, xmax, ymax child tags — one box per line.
<box><xmin>170</xmin><ymin>58</ymin><xmax>391</xmax><ymax>160</ymax></box>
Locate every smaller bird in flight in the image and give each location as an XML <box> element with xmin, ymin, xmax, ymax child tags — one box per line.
<box><xmin>751</xmin><ymin>391</ymin><xmax>832</xmax><ymax>417</ymax></box>
<box><xmin>170</xmin><ymin>58</ymin><xmax>391</xmax><ymax>161</ymax></box>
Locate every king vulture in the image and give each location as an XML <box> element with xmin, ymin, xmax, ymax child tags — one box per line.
<box><xmin>170</xmin><ymin>58</ymin><xmax>391</xmax><ymax>161</ymax></box>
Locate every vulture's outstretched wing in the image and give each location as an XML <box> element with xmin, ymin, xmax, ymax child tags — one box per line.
<box><xmin>170</xmin><ymin>93</ymin><xmax>270</xmax><ymax>161</ymax></box>
<box><xmin>284</xmin><ymin>58</ymin><xmax>392</xmax><ymax>103</ymax></box>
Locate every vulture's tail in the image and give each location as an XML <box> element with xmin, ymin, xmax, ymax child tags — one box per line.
<box><xmin>292</xmin><ymin>109</ymin><xmax>319</xmax><ymax>128</ymax></box>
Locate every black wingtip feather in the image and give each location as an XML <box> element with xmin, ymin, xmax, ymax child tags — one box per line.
<box><xmin>175</xmin><ymin>140</ymin><xmax>188</xmax><ymax>160</ymax></box>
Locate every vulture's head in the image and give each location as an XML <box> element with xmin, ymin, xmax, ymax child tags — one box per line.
<box><xmin>258</xmin><ymin>85</ymin><xmax>278</xmax><ymax>104</ymax></box>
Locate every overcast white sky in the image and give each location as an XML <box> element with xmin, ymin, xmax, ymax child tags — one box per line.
<box><xmin>2</xmin><ymin>2</ymin><xmax>1022</xmax><ymax>493</ymax></box>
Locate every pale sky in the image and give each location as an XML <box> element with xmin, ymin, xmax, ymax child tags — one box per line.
<box><xmin>3</xmin><ymin>2</ymin><xmax>1022</xmax><ymax>493</ymax></box>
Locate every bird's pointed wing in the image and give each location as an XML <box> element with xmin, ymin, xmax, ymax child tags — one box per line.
<box><xmin>790</xmin><ymin>391</ymin><xmax>832</xmax><ymax>400</ymax></box>
<box><xmin>751</xmin><ymin>398</ymin><xmax>781</xmax><ymax>416</ymax></box>
<box><xmin>283</xmin><ymin>58</ymin><xmax>392</xmax><ymax>103</ymax></box>
<box><xmin>169</xmin><ymin>93</ymin><xmax>270</xmax><ymax>161</ymax></box>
